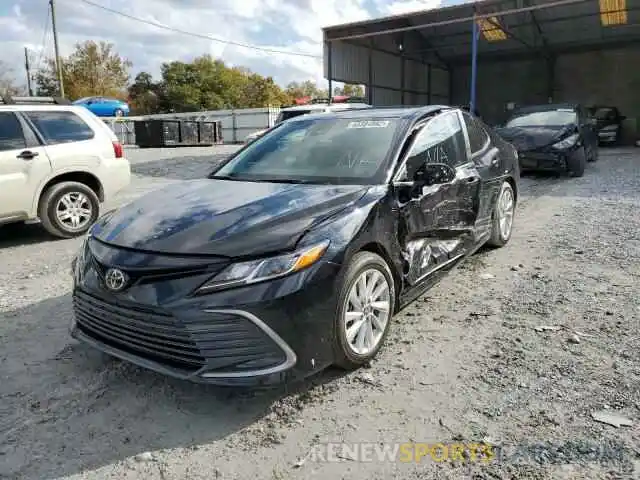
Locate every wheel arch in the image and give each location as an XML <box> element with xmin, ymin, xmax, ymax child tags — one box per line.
<box><xmin>358</xmin><ymin>241</ymin><xmax>402</xmax><ymax>313</ymax></box>
<box><xmin>36</xmin><ymin>171</ymin><xmax>104</xmax><ymax>213</ymax></box>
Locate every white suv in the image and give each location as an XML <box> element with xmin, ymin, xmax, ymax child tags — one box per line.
<box><xmin>0</xmin><ymin>96</ymin><xmax>131</xmax><ymax>238</ymax></box>
<box><xmin>244</xmin><ymin>102</ymin><xmax>372</xmax><ymax>143</ymax></box>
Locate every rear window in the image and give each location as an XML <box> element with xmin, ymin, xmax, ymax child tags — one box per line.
<box><xmin>25</xmin><ymin>111</ymin><xmax>95</xmax><ymax>145</ymax></box>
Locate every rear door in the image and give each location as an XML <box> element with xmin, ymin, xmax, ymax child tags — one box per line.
<box><xmin>394</xmin><ymin>110</ymin><xmax>481</xmax><ymax>287</ymax></box>
<box><xmin>460</xmin><ymin>111</ymin><xmax>504</xmax><ymax>240</ymax></box>
<box><xmin>0</xmin><ymin>111</ymin><xmax>51</xmax><ymax>221</ymax></box>
<box><xmin>23</xmin><ymin>110</ymin><xmax>105</xmax><ymax>172</ymax></box>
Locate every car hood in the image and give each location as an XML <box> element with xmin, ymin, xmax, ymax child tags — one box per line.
<box><xmin>496</xmin><ymin>125</ymin><xmax>574</xmax><ymax>151</ymax></box>
<box><xmin>91</xmin><ymin>179</ymin><xmax>369</xmax><ymax>257</ymax></box>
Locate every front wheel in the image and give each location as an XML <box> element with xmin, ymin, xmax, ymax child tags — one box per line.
<box><xmin>487</xmin><ymin>181</ymin><xmax>515</xmax><ymax>248</ymax></box>
<box><xmin>333</xmin><ymin>252</ymin><xmax>396</xmax><ymax>370</ymax></box>
<box><xmin>38</xmin><ymin>181</ymin><xmax>100</xmax><ymax>238</ymax></box>
<box><xmin>567</xmin><ymin>147</ymin><xmax>586</xmax><ymax>177</ymax></box>
<box><xmin>114</xmin><ymin>108</ymin><xmax>124</xmax><ymax>117</ymax></box>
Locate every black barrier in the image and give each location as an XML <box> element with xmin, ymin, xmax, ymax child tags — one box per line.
<box><xmin>134</xmin><ymin>119</ymin><xmax>223</xmax><ymax>148</ymax></box>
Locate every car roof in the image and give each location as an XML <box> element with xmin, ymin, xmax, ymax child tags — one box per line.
<box><xmin>287</xmin><ymin>105</ymin><xmax>452</xmax><ymax>122</ymax></box>
<box><xmin>282</xmin><ymin>103</ymin><xmax>370</xmax><ymax>112</ymax></box>
<box><xmin>513</xmin><ymin>103</ymin><xmax>579</xmax><ymax>114</ymax></box>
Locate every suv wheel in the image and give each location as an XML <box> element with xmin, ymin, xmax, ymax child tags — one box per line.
<box><xmin>38</xmin><ymin>181</ymin><xmax>100</xmax><ymax>238</ymax></box>
<box><xmin>333</xmin><ymin>252</ymin><xmax>396</xmax><ymax>370</ymax></box>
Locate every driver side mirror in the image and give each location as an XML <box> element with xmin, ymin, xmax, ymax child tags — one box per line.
<box><xmin>394</xmin><ymin>162</ymin><xmax>456</xmax><ymax>191</ymax></box>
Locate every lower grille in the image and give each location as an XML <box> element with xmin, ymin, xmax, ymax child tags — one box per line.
<box><xmin>73</xmin><ymin>290</ymin><xmax>206</xmax><ymax>371</ymax></box>
<box><xmin>73</xmin><ymin>290</ymin><xmax>289</xmax><ymax>375</ymax></box>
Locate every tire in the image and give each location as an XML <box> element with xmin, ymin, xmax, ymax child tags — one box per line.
<box><xmin>486</xmin><ymin>180</ymin><xmax>515</xmax><ymax>248</ymax></box>
<box><xmin>333</xmin><ymin>251</ymin><xmax>396</xmax><ymax>370</ymax></box>
<box><xmin>567</xmin><ymin>147</ymin><xmax>586</xmax><ymax>177</ymax></box>
<box><xmin>38</xmin><ymin>181</ymin><xmax>100</xmax><ymax>239</ymax></box>
<box><xmin>114</xmin><ymin>109</ymin><xmax>124</xmax><ymax>117</ymax></box>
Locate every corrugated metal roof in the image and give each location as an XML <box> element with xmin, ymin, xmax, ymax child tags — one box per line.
<box><xmin>324</xmin><ymin>0</ymin><xmax>640</xmax><ymax>65</ymax></box>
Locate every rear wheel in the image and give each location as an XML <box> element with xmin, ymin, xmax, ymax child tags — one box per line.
<box><xmin>114</xmin><ymin>108</ymin><xmax>124</xmax><ymax>117</ymax></box>
<box><xmin>567</xmin><ymin>147</ymin><xmax>586</xmax><ymax>177</ymax></box>
<box><xmin>38</xmin><ymin>181</ymin><xmax>100</xmax><ymax>238</ymax></box>
<box><xmin>487</xmin><ymin>181</ymin><xmax>515</xmax><ymax>248</ymax></box>
<box><xmin>333</xmin><ymin>252</ymin><xmax>396</xmax><ymax>370</ymax></box>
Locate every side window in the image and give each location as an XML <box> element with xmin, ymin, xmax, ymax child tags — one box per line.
<box><xmin>0</xmin><ymin>112</ymin><xmax>27</xmax><ymax>152</ymax></box>
<box><xmin>462</xmin><ymin>112</ymin><xmax>490</xmax><ymax>155</ymax></box>
<box><xmin>25</xmin><ymin>111</ymin><xmax>95</xmax><ymax>145</ymax></box>
<box><xmin>399</xmin><ymin>111</ymin><xmax>467</xmax><ymax>181</ymax></box>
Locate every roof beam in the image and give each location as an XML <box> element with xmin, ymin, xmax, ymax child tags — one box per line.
<box><xmin>485</xmin><ymin>17</ymin><xmax>535</xmax><ymax>49</ymax></box>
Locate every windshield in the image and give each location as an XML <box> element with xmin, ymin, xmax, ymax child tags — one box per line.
<box><xmin>593</xmin><ymin>107</ymin><xmax>615</xmax><ymax>120</ymax></box>
<box><xmin>211</xmin><ymin>117</ymin><xmax>400</xmax><ymax>185</ymax></box>
<box><xmin>505</xmin><ymin>109</ymin><xmax>577</xmax><ymax>128</ymax></box>
<box><xmin>276</xmin><ymin>110</ymin><xmax>313</xmax><ymax>123</ymax></box>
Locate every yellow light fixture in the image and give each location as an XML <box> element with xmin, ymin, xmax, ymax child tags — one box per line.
<box><xmin>599</xmin><ymin>0</ymin><xmax>627</xmax><ymax>26</ymax></box>
<box><xmin>477</xmin><ymin>16</ymin><xmax>507</xmax><ymax>42</ymax></box>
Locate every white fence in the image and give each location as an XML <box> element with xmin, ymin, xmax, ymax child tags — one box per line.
<box><xmin>103</xmin><ymin>107</ymin><xmax>282</xmax><ymax>145</ymax></box>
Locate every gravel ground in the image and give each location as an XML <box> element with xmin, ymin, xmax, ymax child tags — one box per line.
<box><xmin>0</xmin><ymin>146</ymin><xmax>638</xmax><ymax>480</ymax></box>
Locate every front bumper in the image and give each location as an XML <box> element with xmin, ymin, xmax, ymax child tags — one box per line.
<box><xmin>598</xmin><ymin>130</ymin><xmax>618</xmax><ymax>143</ymax></box>
<box><xmin>70</xmin><ymin>242</ymin><xmax>341</xmax><ymax>386</ymax></box>
<box><xmin>518</xmin><ymin>150</ymin><xmax>568</xmax><ymax>172</ymax></box>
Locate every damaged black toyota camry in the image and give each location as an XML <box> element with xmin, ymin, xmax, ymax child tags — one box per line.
<box><xmin>496</xmin><ymin>103</ymin><xmax>598</xmax><ymax>177</ymax></box>
<box><xmin>70</xmin><ymin>106</ymin><xmax>519</xmax><ymax>387</ymax></box>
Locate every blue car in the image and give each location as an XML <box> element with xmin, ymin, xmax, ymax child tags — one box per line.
<box><xmin>73</xmin><ymin>96</ymin><xmax>130</xmax><ymax>117</ymax></box>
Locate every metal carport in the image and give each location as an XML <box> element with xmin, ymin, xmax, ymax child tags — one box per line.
<box><xmin>323</xmin><ymin>0</ymin><xmax>640</xmax><ymax>141</ymax></box>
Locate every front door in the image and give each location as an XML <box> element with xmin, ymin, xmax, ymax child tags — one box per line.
<box><xmin>461</xmin><ymin>111</ymin><xmax>504</xmax><ymax>241</ymax></box>
<box><xmin>0</xmin><ymin>112</ymin><xmax>51</xmax><ymax>223</ymax></box>
<box><xmin>394</xmin><ymin>110</ymin><xmax>481</xmax><ymax>288</ymax></box>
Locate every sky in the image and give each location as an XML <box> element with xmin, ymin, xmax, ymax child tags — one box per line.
<box><xmin>0</xmin><ymin>0</ymin><xmax>465</xmax><ymax>89</ymax></box>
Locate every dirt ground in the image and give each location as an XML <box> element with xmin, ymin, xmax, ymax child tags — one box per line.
<box><xmin>0</xmin><ymin>147</ymin><xmax>638</xmax><ymax>480</ymax></box>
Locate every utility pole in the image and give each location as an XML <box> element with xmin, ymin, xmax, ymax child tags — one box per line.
<box><xmin>24</xmin><ymin>47</ymin><xmax>33</xmax><ymax>96</ymax></box>
<box><xmin>49</xmin><ymin>0</ymin><xmax>65</xmax><ymax>98</ymax></box>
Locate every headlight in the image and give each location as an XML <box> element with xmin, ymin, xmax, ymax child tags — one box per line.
<box><xmin>552</xmin><ymin>133</ymin><xmax>579</xmax><ymax>150</ymax></box>
<box><xmin>196</xmin><ymin>240</ymin><xmax>330</xmax><ymax>294</ymax></box>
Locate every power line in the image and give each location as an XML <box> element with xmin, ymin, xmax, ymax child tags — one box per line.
<box><xmin>78</xmin><ymin>0</ymin><xmax>322</xmax><ymax>59</ymax></box>
<box><xmin>34</xmin><ymin>7</ymin><xmax>51</xmax><ymax>72</ymax></box>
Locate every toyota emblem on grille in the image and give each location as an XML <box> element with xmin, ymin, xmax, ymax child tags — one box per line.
<box><xmin>104</xmin><ymin>268</ymin><xmax>128</xmax><ymax>292</ymax></box>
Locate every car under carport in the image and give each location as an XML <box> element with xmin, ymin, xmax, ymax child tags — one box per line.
<box><xmin>322</xmin><ymin>0</ymin><xmax>640</xmax><ymax>144</ymax></box>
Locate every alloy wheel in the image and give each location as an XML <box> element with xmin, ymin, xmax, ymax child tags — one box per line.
<box><xmin>55</xmin><ymin>192</ymin><xmax>93</xmax><ymax>231</ymax></box>
<box><xmin>498</xmin><ymin>186</ymin><xmax>515</xmax><ymax>240</ymax></box>
<box><xmin>343</xmin><ymin>268</ymin><xmax>391</xmax><ymax>355</ymax></box>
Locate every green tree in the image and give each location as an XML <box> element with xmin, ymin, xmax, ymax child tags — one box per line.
<box><xmin>128</xmin><ymin>71</ymin><xmax>161</xmax><ymax>115</ymax></box>
<box><xmin>333</xmin><ymin>84</ymin><xmax>365</xmax><ymax>97</ymax></box>
<box><xmin>35</xmin><ymin>40</ymin><xmax>131</xmax><ymax>100</ymax></box>
<box><xmin>285</xmin><ymin>80</ymin><xmax>328</xmax><ymax>101</ymax></box>
<box><xmin>158</xmin><ymin>55</ymin><xmax>291</xmax><ymax>111</ymax></box>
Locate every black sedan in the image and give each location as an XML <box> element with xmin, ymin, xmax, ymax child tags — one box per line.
<box><xmin>496</xmin><ymin>103</ymin><xmax>598</xmax><ymax>177</ymax></box>
<box><xmin>70</xmin><ymin>106</ymin><xmax>519</xmax><ymax>387</ymax></box>
<box><xmin>587</xmin><ymin>105</ymin><xmax>625</xmax><ymax>145</ymax></box>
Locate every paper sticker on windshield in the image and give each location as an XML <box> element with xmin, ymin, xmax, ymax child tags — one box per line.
<box><xmin>347</xmin><ymin>120</ymin><xmax>390</xmax><ymax>129</ymax></box>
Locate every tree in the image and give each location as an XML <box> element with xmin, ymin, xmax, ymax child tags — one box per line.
<box><xmin>157</xmin><ymin>55</ymin><xmax>292</xmax><ymax>112</ymax></box>
<box><xmin>0</xmin><ymin>61</ymin><xmax>26</xmax><ymax>97</ymax></box>
<box><xmin>285</xmin><ymin>80</ymin><xmax>328</xmax><ymax>101</ymax></box>
<box><xmin>333</xmin><ymin>84</ymin><xmax>365</xmax><ymax>97</ymax></box>
<box><xmin>35</xmin><ymin>40</ymin><xmax>132</xmax><ymax>100</ymax></box>
<box><xmin>128</xmin><ymin>71</ymin><xmax>161</xmax><ymax>115</ymax></box>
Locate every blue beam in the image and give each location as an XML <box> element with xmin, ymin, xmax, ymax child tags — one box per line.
<box><xmin>470</xmin><ymin>15</ymin><xmax>479</xmax><ymax>114</ymax></box>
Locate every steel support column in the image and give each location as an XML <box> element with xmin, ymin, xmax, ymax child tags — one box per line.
<box><xmin>368</xmin><ymin>40</ymin><xmax>373</xmax><ymax>104</ymax></box>
<box><xmin>470</xmin><ymin>14</ymin><xmax>479</xmax><ymax>114</ymax></box>
<box><xmin>327</xmin><ymin>41</ymin><xmax>333</xmax><ymax>100</ymax></box>
<box><xmin>547</xmin><ymin>54</ymin><xmax>556</xmax><ymax>102</ymax></box>
<box><xmin>427</xmin><ymin>63</ymin><xmax>432</xmax><ymax>104</ymax></box>
<box><xmin>400</xmin><ymin>54</ymin><xmax>405</xmax><ymax>104</ymax></box>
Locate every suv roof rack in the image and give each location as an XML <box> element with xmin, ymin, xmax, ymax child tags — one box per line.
<box><xmin>0</xmin><ymin>95</ymin><xmax>72</xmax><ymax>106</ymax></box>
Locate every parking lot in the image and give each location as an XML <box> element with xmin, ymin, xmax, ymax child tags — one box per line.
<box><xmin>1</xmin><ymin>145</ymin><xmax>639</xmax><ymax>479</ymax></box>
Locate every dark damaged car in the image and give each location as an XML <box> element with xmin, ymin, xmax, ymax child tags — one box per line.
<box><xmin>70</xmin><ymin>106</ymin><xmax>519</xmax><ymax>387</ymax></box>
<box><xmin>497</xmin><ymin>103</ymin><xmax>598</xmax><ymax>177</ymax></box>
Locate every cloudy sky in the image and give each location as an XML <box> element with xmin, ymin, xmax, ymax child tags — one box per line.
<box><xmin>0</xmin><ymin>0</ymin><xmax>464</xmax><ymax>88</ymax></box>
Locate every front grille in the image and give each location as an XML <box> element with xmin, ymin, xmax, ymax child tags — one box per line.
<box><xmin>73</xmin><ymin>290</ymin><xmax>206</xmax><ymax>371</ymax></box>
<box><xmin>73</xmin><ymin>290</ymin><xmax>288</xmax><ymax>375</ymax></box>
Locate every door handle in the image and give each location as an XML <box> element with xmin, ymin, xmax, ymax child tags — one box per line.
<box><xmin>17</xmin><ymin>150</ymin><xmax>38</xmax><ymax>160</ymax></box>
